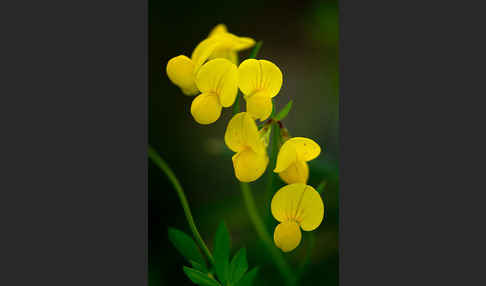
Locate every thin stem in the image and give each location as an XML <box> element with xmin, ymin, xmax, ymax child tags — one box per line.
<box><xmin>148</xmin><ymin>145</ymin><xmax>215</xmax><ymax>265</ymax></box>
<box><xmin>297</xmin><ymin>232</ymin><xmax>316</xmax><ymax>280</ymax></box>
<box><xmin>248</xmin><ymin>41</ymin><xmax>263</xmax><ymax>59</ymax></box>
<box><xmin>240</xmin><ymin>182</ymin><xmax>295</xmax><ymax>285</ymax></box>
<box><xmin>233</xmin><ymin>91</ymin><xmax>241</xmax><ymax>114</ymax></box>
<box><xmin>264</xmin><ymin>121</ymin><xmax>281</xmax><ymax>223</ymax></box>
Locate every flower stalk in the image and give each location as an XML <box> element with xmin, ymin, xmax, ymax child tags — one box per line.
<box><xmin>148</xmin><ymin>145</ymin><xmax>215</xmax><ymax>265</ymax></box>
<box><xmin>240</xmin><ymin>182</ymin><xmax>295</xmax><ymax>285</ymax></box>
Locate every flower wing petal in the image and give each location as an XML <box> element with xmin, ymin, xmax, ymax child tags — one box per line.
<box><xmin>190</xmin><ymin>93</ymin><xmax>222</xmax><ymax>125</ymax></box>
<box><xmin>191</xmin><ymin>38</ymin><xmax>221</xmax><ymax>71</ymax></box>
<box><xmin>166</xmin><ymin>55</ymin><xmax>199</xmax><ymax>95</ymax></box>
<box><xmin>195</xmin><ymin>58</ymin><xmax>238</xmax><ymax>107</ymax></box>
<box><xmin>245</xmin><ymin>91</ymin><xmax>273</xmax><ymax>121</ymax></box>
<box><xmin>208</xmin><ymin>49</ymin><xmax>238</xmax><ymax>64</ymax></box>
<box><xmin>224</xmin><ymin>112</ymin><xmax>263</xmax><ymax>153</ymax></box>
<box><xmin>278</xmin><ymin>161</ymin><xmax>309</xmax><ymax>184</ymax></box>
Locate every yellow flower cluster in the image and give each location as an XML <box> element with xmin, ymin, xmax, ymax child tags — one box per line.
<box><xmin>166</xmin><ymin>24</ymin><xmax>325</xmax><ymax>253</ymax></box>
<box><xmin>166</xmin><ymin>24</ymin><xmax>282</xmax><ymax>125</ymax></box>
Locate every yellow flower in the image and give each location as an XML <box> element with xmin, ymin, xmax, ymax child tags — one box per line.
<box><xmin>191</xmin><ymin>58</ymin><xmax>238</xmax><ymax>124</ymax></box>
<box><xmin>238</xmin><ymin>59</ymin><xmax>283</xmax><ymax>121</ymax></box>
<box><xmin>271</xmin><ymin>183</ymin><xmax>324</xmax><ymax>252</ymax></box>
<box><xmin>224</xmin><ymin>112</ymin><xmax>269</xmax><ymax>182</ymax></box>
<box><xmin>207</xmin><ymin>24</ymin><xmax>255</xmax><ymax>64</ymax></box>
<box><xmin>166</xmin><ymin>24</ymin><xmax>254</xmax><ymax>96</ymax></box>
<box><xmin>274</xmin><ymin>137</ymin><xmax>321</xmax><ymax>184</ymax></box>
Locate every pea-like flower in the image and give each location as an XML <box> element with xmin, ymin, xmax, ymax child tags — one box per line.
<box><xmin>166</xmin><ymin>25</ymin><xmax>254</xmax><ymax>96</ymax></box>
<box><xmin>271</xmin><ymin>183</ymin><xmax>324</xmax><ymax>252</ymax></box>
<box><xmin>274</xmin><ymin>137</ymin><xmax>321</xmax><ymax>184</ymax></box>
<box><xmin>191</xmin><ymin>58</ymin><xmax>238</xmax><ymax>124</ymax></box>
<box><xmin>207</xmin><ymin>24</ymin><xmax>255</xmax><ymax>64</ymax></box>
<box><xmin>238</xmin><ymin>59</ymin><xmax>283</xmax><ymax>121</ymax></box>
<box><xmin>224</xmin><ymin>112</ymin><xmax>269</xmax><ymax>182</ymax></box>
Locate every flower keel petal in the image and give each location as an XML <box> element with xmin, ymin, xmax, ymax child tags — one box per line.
<box><xmin>274</xmin><ymin>221</ymin><xmax>302</xmax><ymax>252</ymax></box>
<box><xmin>278</xmin><ymin>161</ymin><xmax>309</xmax><ymax>184</ymax></box>
<box><xmin>190</xmin><ymin>93</ymin><xmax>222</xmax><ymax>125</ymax></box>
<box><xmin>245</xmin><ymin>91</ymin><xmax>273</xmax><ymax>121</ymax></box>
<box><xmin>232</xmin><ymin>149</ymin><xmax>268</xmax><ymax>182</ymax></box>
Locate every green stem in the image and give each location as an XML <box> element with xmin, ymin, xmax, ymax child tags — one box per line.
<box><xmin>248</xmin><ymin>41</ymin><xmax>263</xmax><ymax>59</ymax></box>
<box><xmin>233</xmin><ymin>91</ymin><xmax>241</xmax><ymax>114</ymax></box>
<box><xmin>297</xmin><ymin>232</ymin><xmax>315</xmax><ymax>280</ymax></box>
<box><xmin>268</xmin><ymin>122</ymin><xmax>280</xmax><ymax>189</ymax></box>
<box><xmin>240</xmin><ymin>182</ymin><xmax>295</xmax><ymax>285</ymax></box>
<box><xmin>264</xmin><ymin>121</ymin><xmax>280</xmax><ymax>223</ymax></box>
<box><xmin>148</xmin><ymin>145</ymin><xmax>215</xmax><ymax>265</ymax></box>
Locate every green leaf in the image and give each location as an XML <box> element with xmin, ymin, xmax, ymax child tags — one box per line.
<box><xmin>273</xmin><ymin>100</ymin><xmax>293</xmax><ymax>121</ymax></box>
<box><xmin>229</xmin><ymin>248</ymin><xmax>248</xmax><ymax>285</ymax></box>
<box><xmin>235</xmin><ymin>267</ymin><xmax>259</xmax><ymax>286</ymax></box>
<box><xmin>190</xmin><ymin>260</ymin><xmax>208</xmax><ymax>273</ymax></box>
<box><xmin>183</xmin><ymin>266</ymin><xmax>221</xmax><ymax>286</ymax></box>
<box><xmin>168</xmin><ymin>228</ymin><xmax>206</xmax><ymax>269</ymax></box>
<box><xmin>316</xmin><ymin>180</ymin><xmax>328</xmax><ymax>194</ymax></box>
<box><xmin>213</xmin><ymin>222</ymin><xmax>231</xmax><ymax>284</ymax></box>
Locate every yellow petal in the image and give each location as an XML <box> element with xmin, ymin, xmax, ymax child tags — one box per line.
<box><xmin>273</xmin><ymin>221</ymin><xmax>302</xmax><ymax>252</ymax></box>
<box><xmin>224</xmin><ymin>112</ymin><xmax>265</xmax><ymax>154</ymax></box>
<box><xmin>166</xmin><ymin>55</ymin><xmax>199</xmax><ymax>96</ymax></box>
<box><xmin>210</xmin><ymin>33</ymin><xmax>255</xmax><ymax>51</ymax></box>
<box><xmin>271</xmin><ymin>184</ymin><xmax>324</xmax><ymax>231</ymax></box>
<box><xmin>209</xmin><ymin>24</ymin><xmax>228</xmax><ymax>36</ymax></box>
<box><xmin>286</xmin><ymin>137</ymin><xmax>321</xmax><ymax>162</ymax></box>
<box><xmin>274</xmin><ymin>137</ymin><xmax>321</xmax><ymax>173</ymax></box>
<box><xmin>195</xmin><ymin>58</ymin><xmax>238</xmax><ymax>108</ymax></box>
<box><xmin>245</xmin><ymin>91</ymin><xmax>273</xmax><ymax>121</ymax></box>
<box><xmin>278</xmin><ymin>161</ymin><xmax>309</xmax><ymax>184</ymax></box>
<box><xmin>238</xmin><ymin>59</ymin><xmax>283</xmax><ymax>98</ymax></box>
<box><xmin>232</xmin><ymin>149</ymin><xmax>268</xmax><ymax>182</ymax></box>
<box><xmin>296</xmin><ymin>185</ymin><xmax>325</xmax><ymax>231</ymax></box>
<box><xmin>190</xmin><ymin>93</ymin><xmax>222</xmax><ymax>125</ymax></box>
<box><xmin>191</xmin><ymin>38</ymin><xmax>221</xmax><ymax>71</ymax></box>
<box><xmin>273</xmin><ymin>141</ymin><xmax>298</xmax><ymax>173</ymax></box>
<box><xmin>208</xmin><ymin>49</ymin><xmax>238</xmax><ymax>64</ymax></box>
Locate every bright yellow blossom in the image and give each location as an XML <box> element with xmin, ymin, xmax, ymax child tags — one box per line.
<box><xmin>274</xmin><ymin>137</ymin><xmax>321</xmax><ymax>184</ymax></box>
<box><xmin>224</xmin><ymin>112</ymin><xmax>269</xmax><ymax>182</ymax></box>
<box><xmin>191</xmin><ymin>58</ymin><xmax>238</xmax><ymax>124</ymax></box>
<box><xmin>271</xmin><ymin>184</ymin><xmax>324</xmax><ymax>252</ymax></box>
<box><xmin>207</xmin><ymin>24</ymin><xmax>255</xmax><ymax>64</ymax></box>
<box><xmin>238</xmin><ymin>59</ymin><xmax>283</xmax><ymax>121</ymax></box>
<box><xmin>166</xmin><ymin>25</ymin><xmax>254</xmax><ymax>96</ymax></box>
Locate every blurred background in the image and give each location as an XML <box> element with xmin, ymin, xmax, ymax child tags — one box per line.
<box><xmin>149</xmin><ymin>0</ymin><xmax>339</xmax><ymax>285</ymax></box>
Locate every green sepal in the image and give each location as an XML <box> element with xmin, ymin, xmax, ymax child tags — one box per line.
<box><xmin>273</xmin><ymin>100</ymin><xmax>293</xmax><ymax>121</ymax></box>
<box><xmin>190</xmin><ymin>260</ymin><xmax>208</xmax><ymax>273</ymax></box>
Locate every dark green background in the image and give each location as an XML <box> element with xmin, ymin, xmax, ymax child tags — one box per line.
<box><xmin>149</xmin><ymin>0</ymin><xmax>339</xmax><ymax>284</ymax></box>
